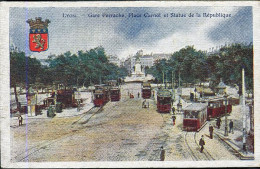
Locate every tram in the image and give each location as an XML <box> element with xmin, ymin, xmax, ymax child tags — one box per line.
<box><xmin>110</xmin><ymin>86</ymin><xmax>121</xmax><ymax>101</ymax></box>
<box><xmin>57</xmin><ymin>89</ymin><xmax>78</xmax><ymax>107</ymax></box>
<box><xmin>45</xmin><ymin>89</ymin><xmax>79</xmax><ymax>108</ymax></box>
<box><xmin>106</xmin><ymin>80</ymin><xmax>117</xmax><ymax>87</ymax></box>
<box><xmin>142</xmin><ymin>82</ymin><xmax>151</xmax><ymax>99</ymax></box>
<box><xmin>93</xmin><ymin>85</ymin><xmax>110</xmax><ymax>107</ymax></box>
<box><xmin>157</xmin><ymin>89</ymin><xmax>172</xmax><ymax>113</ymax></box>
<box><xmin>207</xmin><ymin>98</ymin><xmax>232</xmax><ymax>120</ymax></box>
<box><xmin>183</xmin><ymin>103</ymin><xmax>208</xmax><ymax>131</ymax></box>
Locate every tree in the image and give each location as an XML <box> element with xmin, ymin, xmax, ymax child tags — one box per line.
<box><xmin>10</xmin><ymin>51</ymin><xmax>42</xmax><ymax>111</ymax></box>
<box><xmin>47</xmin><ymin>47</ymin><xmax>128</xmax><ymax>88</ymax></box>
<box><xmin>147</xmin><ymin>46</ymin><xmax>208</xmax><ymax>86</ymax></box>
<box><xmin>207</xmin><ymin>43</ymin><xmax>253</xmax><ymax>94</ymax></box>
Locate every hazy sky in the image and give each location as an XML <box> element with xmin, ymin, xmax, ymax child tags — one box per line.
<box><xmin>10</xmin><ymin>6</ymin><xmax>252</xmax><ymax>60</ymax></box>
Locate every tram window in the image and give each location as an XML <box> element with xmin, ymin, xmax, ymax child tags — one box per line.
<box><xmin>96</xmin><ymin>94</ymin><xmax>103</xmax><ymax>99</ymax></box>
<box><xmin>111</xmin><ymin>91</ymin><xmax>118</xmax><ymax>95</ymax></box>
<box><xmin>191</xmin><ymin>111</ymin><xmax>198</xmax><ymax>118</ymax></box>
<box><xmin>184</xmin><ymin>112</ymin><xmax>189</xmax><ymax>118</ymax></box>
<box><xmin>184</xmin><ymin>111</ymin><xmax>198</xmax><ymax>118</ymax></box>
<box><xmin>162</xmin><ymin>98</ymin><xmax>171</xmax><ymax>105</ymax></box>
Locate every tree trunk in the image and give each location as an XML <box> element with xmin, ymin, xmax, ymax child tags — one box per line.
<box><xmin>14</xmin><ymin>84</ymin><xmax>20</xmax><ymax>112</ymax></box>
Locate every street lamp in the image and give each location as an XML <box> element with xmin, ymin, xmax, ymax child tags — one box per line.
<box><xmin>224</xmin><ymin>93</ymin><xmax>229</xmax><ymax>136</ymax></box>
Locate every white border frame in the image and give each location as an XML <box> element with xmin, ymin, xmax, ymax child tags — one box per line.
<box><xmin>1</xmin><ymin>1</ymin><xmax>259</xmax><ymax>168</ymax></box>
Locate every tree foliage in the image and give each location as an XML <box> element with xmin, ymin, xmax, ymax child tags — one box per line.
<box><xmin>207</xmin><ymin>44</ymin><xmax>253</xmax><ymax>92</ymax></box>
<box><xmin>10</xmin><ymin>51</ymin><xmax>42</xmax><ymax>88</ymax></box>
<box><xmin>147</xmin><ymin>44</ymin><xmax>253</xmax><ymax>92</ymax></box>
<box><xmin>10</xmin><ymin>46</ymin><xmax>128</xmax><ymax>89</ymax></box>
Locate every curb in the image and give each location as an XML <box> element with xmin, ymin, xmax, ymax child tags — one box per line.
<box><xmin>215</xmin><ymin>133</ymin><xmax>254</xmax><ymax>160</ymax></box>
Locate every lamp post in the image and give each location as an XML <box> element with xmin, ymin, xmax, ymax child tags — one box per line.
<box><xmin>224</xmin><ymin>93</ymin><xmax>229</xmax><ymax>136</ymax></box>
<box><xmin>242</xmin><ymin>68</ymin><xmax>247</xmax><ymax>152</ymax></box>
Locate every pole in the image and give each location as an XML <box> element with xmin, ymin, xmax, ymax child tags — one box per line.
<box><xmin>77</xmin><ymin>99</ymin><xmax>80</xmax><ymax>112</ymax></box>
<box><xmin>242</xmin><ymin>68</ymin><xmax>247</xmax><ymax>152</ymax></box>
<box><xmin>165</xmin><ymin>71</ymin><xmax>167</xmax><ymax>89</ymax></box>
<box><xmin>249</xmin><ymin>103</ymin><xmax>254</xmax><ymax>132</ymax></box>
<box><xmin>171</xmin><ymin>71</ymin><xmax>173</xmax><ymax>89</ymax></box>
<box><xmin>35</xmin><ymin>91</ymin><xmax>38</xmax><ymax>116</ymax></box>
<box><xmin>178</xmin><ymin>69</ymin><xmax>180</xmax><ymax>87</ymax></box>
<box><xmin>173</xmin><ymin>72</ymin><xmax>175</xmax><ymax>100</ymax></box>
<box><xmin>162</xmin><ymin>71</ymin><xmax>165</xmax><ymax>88</ymax></box>
<box><xmin>224</xmin><ymin>94</ymin><xmax>229</xmax><ymax>136</ymax></box>
<box><xmin>194</xmin><ymin>89</ymin><xmax>196</xmax><ymax>102</ymax></box>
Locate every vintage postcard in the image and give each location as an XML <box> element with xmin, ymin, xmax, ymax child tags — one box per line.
<box><xmin>0</xmin><ymin>1</ymin><xmax>259</xmax><ymax>168</ymax></box>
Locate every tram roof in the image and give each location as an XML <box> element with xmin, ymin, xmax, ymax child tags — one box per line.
<box><xmin>182</xmin><ymin>103</ymin><xmax>208</xmax><ymax>111</ymax></box>
<box><xmin>110</xmin><ymin>87</ymin><xmax>120</xmax><ymax>90</ymax></box>
<box><xmin>142</xmin><ymin>82</ymin><xmax>151</xmax><ymax>87</ymax></box>
<box><xmin>157</xmin><ymin>90</ymin><xmax>172</xmax><ymax>97</ymax></box>
<box><xmin>94</xmin><ymin>89</ymin><xmax>104</xmax><ymax>94</ymax></box>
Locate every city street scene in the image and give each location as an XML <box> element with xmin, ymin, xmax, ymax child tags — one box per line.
<box><xmin>6</xmin><ymin>5</ymin><xmax>256</xmax><ymax>167</ymax></box>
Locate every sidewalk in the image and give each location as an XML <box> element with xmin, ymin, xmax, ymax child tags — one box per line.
<box><xmin>10</xmin><ymin>92</ymin><xmax>94</xmax><ymax>124</ymax></box>
<box><xmin>208</xmin><ymin>105</ymin><xmax>254</xmax><ymax>160</ymax></box>
<box><xmin>194</xmin><ymin>122</ymin><xmax>238</xmax><ymax>160</ymax></box>
<box><xmin>214</xmin><ymin>129</ymin><xmax>254</xmax><ymax>160</ymax></box>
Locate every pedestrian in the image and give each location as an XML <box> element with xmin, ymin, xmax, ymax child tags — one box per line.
<box><xmin>199</xmin><ymin>135</ymin><xmax>205</xmax><ymax>153</ymax></box>
<box><xmin>216</xmin><ymin>117</ymin><xmax>221</xmax><ymax>129</ymax></box>
<box><xmin>172</xmin><ymin>115</ymin><xmax>176</xmax><ymax>126</ymax></box>
<box><xmin>209</xmin><ymin>124</ymin><xmax>214</xmax><ymax>139</ymax></box>
<box><xmin>152</xmin><ymin>90</ymin><xmax>155</xmax><ymax>97</ymax></box>
<box><xmin>229</xmin><ymin>119</ymin><xmax>234</xmax><ymax>134</ymax></box>
<box><xmin>18</xmin><ymin>115</ymin><xmax>23</xmax><ymax>126</ymax></box>
<box><xmin>138</xmin><ymin>92</ymin><xmax>140</xmax><ymax>98</ymax></box>
<box><xmin>172</xmin><ymin>107</ymin><xmax>175</xmax><ymax>114</ymax></box>
<box><xmin>142</xmin><ymin>99</ymin><xmax>146</xmax><ymax>108</ymax></box>
<box><xmin>160</xmin><ymin>146</ymin><xmax>165</xmax><ymax>161</ymax></box>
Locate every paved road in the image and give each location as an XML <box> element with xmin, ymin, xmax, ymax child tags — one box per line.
<box><xmin>11</xmin><ymin>83</ymin><xmax>239</xmax><ymax>162</ymax></box>
<box><xmin>11</xmin><ymin>83</ymin><xmax>165</xmax><ymax>162</ymax></box>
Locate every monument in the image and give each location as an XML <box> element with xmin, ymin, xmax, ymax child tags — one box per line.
<box><xmin>124</xmin><ymin>58</ymin><xmax>154</xmax><ymax>83</ymax></box>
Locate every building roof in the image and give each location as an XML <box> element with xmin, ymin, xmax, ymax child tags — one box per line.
<box><xmin>141</xmin><ymin>55</ymin><xmax>153</xmax><ymax>58</ymax></box>
<box><xmin>217</xmin><ymin>79</ymin><xmax>227</xmax><ymax>89</ymax></box>
<box><xmin>182</xmin><ymin>103</ymin><xmax>208</xmax><ymax>111</ymax></box>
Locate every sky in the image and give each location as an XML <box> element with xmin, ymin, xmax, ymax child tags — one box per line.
<box><xmin>9</xmin><ymin>6</ymin><xmax>253</xmax><ymax>60</ymax></box>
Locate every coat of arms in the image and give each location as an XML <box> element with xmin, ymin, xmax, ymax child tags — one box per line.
<box><xmin>26</xmin><ymin>17</ymin><xmax>50</xmax><ymax>52</ymax></box>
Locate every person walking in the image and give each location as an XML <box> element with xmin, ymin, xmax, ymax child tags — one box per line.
<box><xmin>160</xmin><ymin>146</ymin><xmax>165</xmax><ymax>161</ymax></box>
<box><xmin>216</xmin><ymin>117</ymin><xmax>221</xmax><ymax>129</ymax></box>
<box><xmin>18</xmin><ymin>115</ymin><xmax>23</xmax><ymax>126</ymax></box>
<box><xmin>142</xmin><ymin>99</ymin><xmax>146</xmax><ymax>108</ymax></box>
<box><xmin>209</xmin><ymin>124</ymin><xmax>214</xmax><ymax>139</ymax></box>
<box><xmin>199</xmin><ymin>135</ymin><xmax>205</xmax><ymax>153</ymax></box>
<box><xmin>138</xmin><ymin>92</ymin><xmax>140</xmax><ymax>98</ymax></box>
<box><xmin>172</xmin><ymin>115</ymin><xmax>176</xmax><ymax>126</ymax></box>
<box><xmin>229</xmin><ymin>120</ymin><xmax>234</xmax><ymax>134</ymax></box>
<box><xmin>172</xmin><ymin>107</ymin><xmax>175</xmax><ymax>114</ymax></box>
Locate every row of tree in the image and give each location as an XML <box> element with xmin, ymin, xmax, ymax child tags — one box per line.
<box><xmin>10</xmin><ymin>43</ymin><xmax>253</xmax><ymax>110</ymax></box>
<box><xmin>10</xmin><ymin>46</ymin><xmax>128</xmax><ymax>109</ymax></box>
<box><xmin>146</xmin><ymin>43</ymin><xmax>253</xmax><ymax>93</ymax></box>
